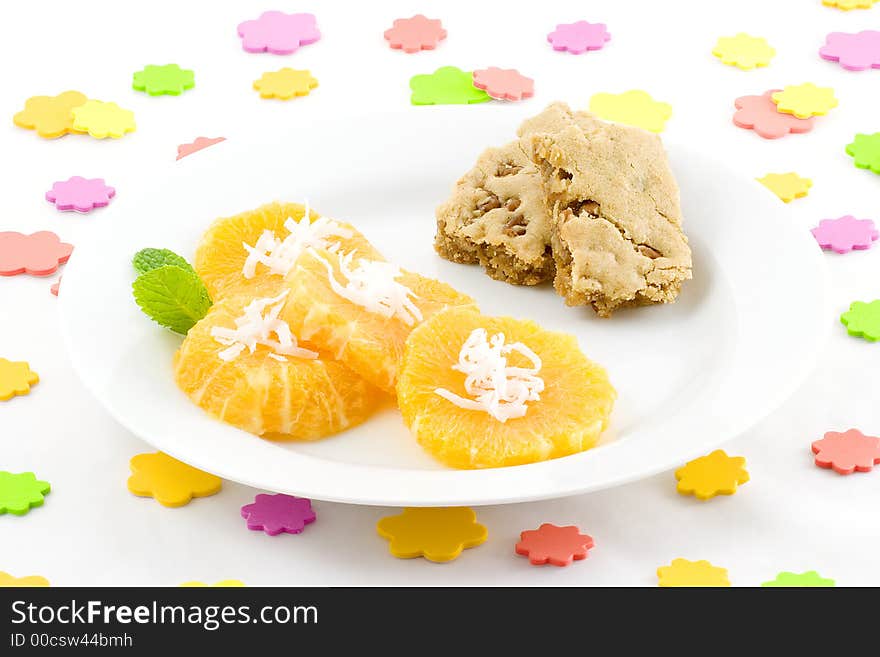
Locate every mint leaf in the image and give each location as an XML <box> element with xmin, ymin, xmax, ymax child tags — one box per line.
<box><xmin>132</xmin><ymin>265</ymin><xmax>212</xmax><ymax>334</ymax></box>
<box><xmin>133</xmin><ymin>248</ymin><xmax>194</xmax><ymax>275</ymax></box>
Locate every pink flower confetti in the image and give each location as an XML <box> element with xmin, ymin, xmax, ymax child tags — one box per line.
<box><xmin>547</xmin><ymin>21</ymin><xmax>610</xmax><ymax>54</ymax></box>
<box><xmin>240</xmin><ymin>493</ymin><xmax>316</xmax><ymax>536</ymax></box>
<box><xmin>46</xmin><ymin>176</ymin><xmax>115</xmax><ymax>213</ymax></box>
<box><xmin>733</xmin><ymin>90</ymin><xmax>815</xmax><ymax>140</ymax></box>
<box><xmin>50</xmin><ymin>277</ymin><xmax>61</xmax><ymax>296</ymax></box>
<box><xmin>472</xmin><ymin>67</ymin><xmax>534</xmax><ymax>101</ymax></box>
<box><xmin>384</xmin><ymin>15</ymin><xmax>446</xmax><ymax>53</ymax></box>
<box><xmin>811</xmin><ymin>216</ymin><xmax>879</xmax><ymax>253</ymax></box>
<box><xmin>237</xmin><ymin>11</ymin><xmax>320</xmax><ymax>55</ymax></box>
<box><xmin>177</xmin><ymin>136</ymin><xmax>225</xmax><ymax>161</ymax></box>
<box><xmin>820</xmin><ymin>31</ymin><xmax>880</xmax><ymax>72</ymax></box>
<box><xmin>812</xmin><ymin>429</ymin><xmax>880</xmax><ymax>475</ymax></box>
<box><xmin>515</xmin><ymin>524</ymin><xmax>594</xmax><ymax>567</ymax></box>
<box><xmin>0</xmin><ymin>232</ymin><xmax>73</xmax><ymax>277</ymax></box>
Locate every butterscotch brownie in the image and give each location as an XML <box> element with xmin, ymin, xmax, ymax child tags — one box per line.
<box><xmin>434</xmin><ymin>140</ymin><xmax>554</xmax><ymax>286</ymax></box>
<box><xmin>525</xmin><ymin>102</ymin><xmax>692</xmax><ymax>317</ymax></box>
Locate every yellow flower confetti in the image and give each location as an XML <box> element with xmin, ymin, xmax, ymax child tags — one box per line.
<box><xmin>12</xmin><ymin>90</ymin><xmax>88</xmax><ymax>139</ymax></box>
<box><xmin>675</xmin><ymin>449</ymin><xmax>749</xmax><ymax>500</ymax></box>
<box><xmin>657</xmin><ymin>559</ymin><xmax>731</xmax><ymax>587</ymax></box>
<box><xmin>70</xmin><ymin>100</ymin><xmax>136</xmax><ymax>139</ymax></box>
<box><xmin>822</xmin><ymin>0</ymin><xmax>876</xmax><ymax>9</ymax></box>
<box><xmin>757</xmin><ymin>172</ymin><xmax>812</xmax><ymax>203</ymax></box>
<box><xmin>180</xmin><ymin>580</ymin><xmax>245</xmax><ymax>587</ymax></box>
<box><xmin>0</xmin><ymin>358</ymin><xmax>39</xmax><ymax>401</ymax></box>
<box><xmin>588</xmin><ymin>90</ymin><xmax>672</xmax><ymax>133</ymax></box>
<box><xmin>712</xmin><ymin>33</ymin><xmax>775</xmax><ymax>70</ymax></box>
<box><xmin>0</xmin><ymin>571</ymin><xmax>50</xmax><ymax>587</ymax></box>
<box><xmin>377</xmin><ymin>507</ymin><xmax>488</xmax><ymax>562</ymax></box>
<box><xmin>127</xmin><ymin>452</ymin><xmax>222</xmax><ymax>507</ymax></box>
<box><xmin>772</xmin><ymin>84</ymin><xmax>838</xmax><ymax>119</ymax></box>
<box><xmin>253</xmin><ymin>68</ymin><xmax>318</xmax><ymax>100</ymax></box>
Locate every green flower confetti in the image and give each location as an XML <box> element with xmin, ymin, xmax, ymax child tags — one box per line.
<box><xmin>761</xmin><ymin>571</ymin><xmax>835</xmax><ymax>587</ymax></box>
<box><xmin>133</xmin><ymin>64</ymin><xmax>195</xmax><ymax>96</ymax></box>
<box><xmin>846</xmin><ymin>133</ymin><xmax>880</xmax><ymax>175</ymax></box>
<box><xmin>410</xmin><ymin>66</ymin><xmax>491</xmax><ymax>106</ymax></box>
<box><xmin>841</xmin><ymin>300</ymin><xmax>880</xmax><ymax>342</ymax></box>
<box><xmin>0</xmin><ymin>471</ymin><xmax>51</xmax><ymax>516</ymax></box>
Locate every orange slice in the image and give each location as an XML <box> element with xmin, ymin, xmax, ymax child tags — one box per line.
<box><xmin>194</xmin><ymin>201</ymin><xmax>382</xmax><ymax>300</ymax></box>
<box><xmin>281</xmin><ymin>248</ymin><xmax>477</xmax><ymax>393</ymax></box>
<box><xmin>174</xmin><ymin>295</ymin><xmax>385</xmax><ymax>439</ymax></box>
<box><xmin>396</xmin><ymin>306</ymin><xmax>616</xmax><ymax>469</ymax></box>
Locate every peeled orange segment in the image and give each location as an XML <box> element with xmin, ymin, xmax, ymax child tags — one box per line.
<box><xmin>194</xmin><ymin>201</ymin><xmax>383</xmax><ymax>300</ymax></box>
<box><xmin>281</xmin><ymin>248</ymin><xmax>477</xmax><ymax>394</ymax></box>
<box><xmin>396</xmin><ymin>306</ymin><xmax>616</xmax><ymax>469</ymax></box>
<box><xmin>174</xmin><ymin>295</ymin><xmax>385</xmax><ymax>440</ymax></box>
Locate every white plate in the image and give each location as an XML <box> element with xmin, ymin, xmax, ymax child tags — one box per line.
<box><xmin>59</xmin><ymin>107</ymin><xmax>829</xmax><ymax>507</ymax></box>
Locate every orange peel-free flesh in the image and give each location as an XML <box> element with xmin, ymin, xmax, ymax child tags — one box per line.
<box><xmin>396</xmin><ymin>306</ymin><xmax>616</xmax><ymax>469</ymax></box>
<box><xmin>174</xmin><ymin>295</ymin><xmax>385</xmax><ymax>439</ymax></box>
<box><xmin>194</xmin><ymin>201</ymin><xmax>383</xmax><ymax>301</ymax></box>
<box><xmin>281</xmin><ymin>248</ymin><xmax>477</xmax><ymax>394</ymax></box>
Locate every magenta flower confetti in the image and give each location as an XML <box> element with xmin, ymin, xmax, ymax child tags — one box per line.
<box><xmin>547</xmin><ymin>21</ymin><xmax>610</xmax><ymax>54</ymax></box>
<box><xmin>237</xmin><ymin>11</ymin><xmax>320</xmax><ymax>55</ymax></box>
<box><xmin>820</xmin><ymin>31</ymin><xmax>880</xmax><ymax>72</ymax></box>
<box><xmin>45</xmin><ymin>176</ymin><xmax>115</xmax><ymax>213</ymax></box>
<box><xmin>811</xmin><ymin>216</ymin><xmax>878</xmax><ymax>253</ymax></box>
<box><xmin>240</xmin><ymin>493</ymin><xmax>316</xmax><ymax>536</ymax></box>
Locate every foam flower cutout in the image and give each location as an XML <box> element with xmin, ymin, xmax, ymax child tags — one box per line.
<box><xmin>841</xmin><ymin>300</ymin><xmax>880</xmax><ymax>341</ymax></box>
<box><xmin>733</xmin><ymin>90</ymin><xmax>815</xmax><ymax>139</ymax></box>
<box><xmin>0</xmin><ymin>471</ymin><xmax>50</xmax><ymax>515</ymax></box>
<box><xmin>70</xmin><ymin>100</ymin><xmax>135</xmax><ymax>139</ymax></box>
<box><xmin>13</xmin><ymin>90</ymin><xmax>88</xmax><ymax>139</ymax></box>
<box><xmin>237</xmin><ymin>11</ymin><xmax>320</xmax><ymax>55</ymax></box>
<box><xmin>812</xmin><ymin>429</ymin><xmax>880</xmax><ymax>474</ymax></box>
<box><xmin>811</xmin><ymin>216</ymin><xmax>878</xmax><ymax>253</ymax></box>
<box><xmin>410</xmin><ymin>66</ymin><xmax>491</xmax><ymax>105</ymax></box>
<box><xmin>253</xmin><ymin>68</ymin><xmax>318</xmax><ymax>100</ymax></box>
<box><xmin>384</xmin><ymin>15</ymin><xmax>446</xmax><ymax>53</ymax></box>
<box><xmin>588</xmin><ymin>90</ymin><xmax>671</xmax><ymax>133</ymax></box>
<box><xmin>771</xmin><ymin>84</ymin><xmax>838</xmax><ymax>119</ymax></box>
<box><xmin>472</xmin><ymin>67</ymin><xmax>534</xmax><ymax>101</ymax></box>
<box><xmin>50</xmin><ymin>278</ymin><xmax>61</xmax><ymax>296</ymax></box>
<box><xmin>177</xmin><ymin>137</ymin><xmax>225</xmax><ymax>160</ymax></box>
<box><xmin>0</xmin><ymin>231</ymin><xmax>73</xmax><ymax>277</ymax></box>
<box><xmin>127</xmin><ymin>452</ymin><xmax>222</xmax><ymax>507</ymax></box>
<box><xmin>846</xmin><ymin>133</ymin><xmax>880</xmax><ymax>175</ymax></box>
<box><xmin>180</xmin><ymin>580</ymin><xmax>245</xmax><ymax>587</ymax></box>
<box><xmin>241</xmin><ymin>493</ymin><xmax>316</xmax><ymax>536</ymax></box>
<box><xmin>376</xmin><ymin>507</ymin><xmax>487</xmax><ymax>562</ymax></box>
<box><xmin>133</xmin><ymin>64</ymin><xmax>195</xmax><ymax>96</ymax></box>
<box><xmin>820</xmin><ymin>31</ymin><xmax>880</xmax><ymax>71</ymax></box>
<box><xmin>713</xmin><ymin>33</ymin><xmax>775</xmax><ymax>70</ymax></box>
<box><xmin>822</xmin><ymin>0</ymin><xmax>877</xmax><ymax>9</ymax></box>
<box><xmin>0</xmin><ymin>572</ymin><xmax>50</xmax><ymax>587</ymax></box>
<box><xmin>0</xmin><ymin>359</ymin><xmax>39</xmax><ymax>401</ymax></box>
<box><xmin>515</xmin><ymin>523</ymin><xmax>594</xmax><ymax>566</ymax></box>
<box><xmin>757</xmin><ymin>172</ymin><xmax>812</xmax><ymax>203</ymax></box>
<box><xmin>45</xmin><ymin>176</ymin><xmax>115</xmax><ymax>213</ymax></box>
<box><xmin>547</xmin><ymin>21</ymin><xmax>610</xmax><ymax>54</ymax></box>
<box><xmin>762</xmin><ymin>571</ymin><xmax>835</xmax><ymax>587</ymax></box>
<box><xmin>675</xmin><ymin>449</ymin><xmax>749</xmax><ymax>500</ymax></box>
<box><xmin>657</xmin><ymin>559</ymin><xmax>731</xmax><ymax>587</ymax></box>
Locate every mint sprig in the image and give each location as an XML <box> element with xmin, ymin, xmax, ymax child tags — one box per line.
<box><xmin>133</xmin><ymin>248</ymin><xmax>195</xmax><ymax>275</ymax></box>
<box><xmin>131</xmin><ymin>248</ymin><xmax>211</xmax><ymax>334</ymax></box>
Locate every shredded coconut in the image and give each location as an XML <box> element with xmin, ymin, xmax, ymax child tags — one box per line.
<box><xmin>210</xmin><ymin>290</ymin><xmax>318</xmax><ymax>362</ymax></box>
<box><xmin>434</xmin><ymin>328</ymin><xmax>544</xmax><ymax>422</ymax></box>
<box><xmin>310</xmin><ymin>250</ymin><xmax>422</xmax><ymax>326</ymax></box>
<box><xmin>241</xmin><ymin>200</ymin><xmax>352</xmax><ymax>279</ymax></box>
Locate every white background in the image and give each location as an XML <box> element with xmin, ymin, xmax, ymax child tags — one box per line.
<box><xmin>2</xmin><ymin>0</ymin><xmax>879</xmax><ymax>586</ymax></box>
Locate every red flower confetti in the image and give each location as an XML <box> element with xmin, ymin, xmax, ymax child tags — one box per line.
<box><xmin>812</xmin><ymin>429</ymin><xmax>880</xmax><ymax>475</ymax></box>
<box><xmin>384</xmin><ymin>15</ymin><xmax>446</xmax><ymax>53</ymax></box>
<box><xmin>515</xmin><ymin>523</ymin><xmax>594</xmax><ymax>567</ymax></box>
<box><xmin>0</xmin><ymin>231</ymin><xmax>73</xmax><ymax>277</ymax></box>
<box><xmin>472</xmin><ymin>67</ymin><xmax>534</xmax><ymax>101</ymax></box>
<box><xmin>733</xmin><ymin>90</ymin><xmax>815</xmax><ymax>140</ymax></box>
